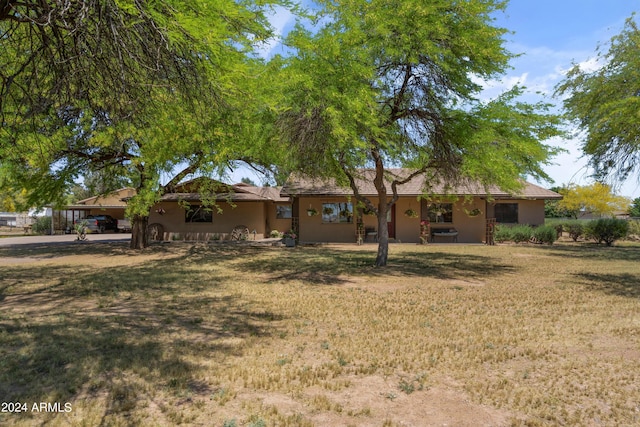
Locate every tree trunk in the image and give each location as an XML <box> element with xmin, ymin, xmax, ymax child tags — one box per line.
<box><xmin>376</xmin><ymin>201</ymin><xmax>389</xmax><ymax>267</ymax></box>
<box><xmin>130</xmin><ymin>214</ymin><xmax>149</xmax><ymax>249</ymax></box>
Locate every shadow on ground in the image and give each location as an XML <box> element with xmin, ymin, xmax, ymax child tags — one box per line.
<box><xmin>233</xmin><ymin>246</ymin><xmax>515</xmax><ymax>285</ymax></box>
<box><xmin>0</xmin><ymin>250</ymin><xmax>283</xmax><ymax>424</ymax></box>
<box><xmin>537</xmin><ymin>242</ymin><xmax>640</xmax><ymax>262</ymax></box>
<box><xmin>573</xmin><ymin>272</ymin><xmax>640</xmax><ymax>299</ymax></box>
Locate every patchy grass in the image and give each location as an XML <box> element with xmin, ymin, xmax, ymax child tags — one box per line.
<box><xmin>1</xmin><ymin>241</ymin><xmax>639</xmax><ymax>426</ymax></box>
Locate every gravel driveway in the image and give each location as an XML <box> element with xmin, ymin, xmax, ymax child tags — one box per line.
<box><xmin>0</xmin><ymin>233</ymin><xmax>132</xmax><ymax>246</ymax></box>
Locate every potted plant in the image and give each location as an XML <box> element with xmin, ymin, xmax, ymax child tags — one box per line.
<box><xmin>282</xmin><ymin>230</ymin><xmax>297</xmax><ymax>247</ymax></box>
<box><xmin>307</xmin><ymin>208</ymin><xmax>318</xmax><ymax>216</ymax></box>
<box><xmin>466</xmin><ymin>208</ymin><xmax>481</xmax><ymax>217</ymax></box>
<box><xmin>404</xmin><ymin>208</ymin><xmax>418</xmax><ymax>218</ymax></box>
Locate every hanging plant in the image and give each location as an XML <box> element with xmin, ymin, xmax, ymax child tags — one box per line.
<box><xmin>466</xmin><ymin>208</ymin><xmax>481</xmax><ymax>217</ymax></box>
<box><xmin>404</xmin><ymin>208</ymin><xmax>418</xmax><ymax>218</ymax></box>
<box><xmin>307</xmin><ymin>208</ymin><xmax>318</xmax><ymax>216</ymax></box>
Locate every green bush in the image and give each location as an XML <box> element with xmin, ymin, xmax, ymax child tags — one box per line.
<box><xmin>493</xmin><ymin>225</ymin><xmax>512</xmax><ymax>243</ymax></box>
<box><xmin>584</xmin><ymin>218</ymin><xmax>629</xmax><ymax>246</ymax></box>
<box><xmin>564</xmin><ymin>221</ymin><xmax>584</xmax><ymax>242</ymax></box>
<box><xmin>510</xmin><ymin>224</ymin><xmax>533</xmax><ymax>243</ymax></box>
<box><xmin>494</xmin><ymin>224</ymin><xmax>533</xmax><ymax>243</ymax></box>
<box><xmin>628</xmin><ymin>219</ymin><xmax>640</xmax><ymax>237</ymax></box>
<box><xmin>532</xmin><ymin>225</ymin><xmax>558</xmax><ymax>245</ymax></box>
<box><xmin>31</xmin><ymin>216</ymin><xmax>52</xmax><ymax>234</ymax></box>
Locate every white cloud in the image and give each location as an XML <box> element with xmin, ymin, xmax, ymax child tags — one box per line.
<box><xmin>255</xmin><ymin>6</ymin><xmax>295</xmax><ymax>59</ymax></box>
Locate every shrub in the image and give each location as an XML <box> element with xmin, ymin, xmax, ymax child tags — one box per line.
<box><xmin>585</xmin><ymin>218</ymin><xmax>629</xmax><ymax>246</ymax></box>
<box><xmin>493</xmin><ymin>225</ymin><xmax>512</xmax><ymax>243</ymax></box>
<box><xmin>269</xmin><ymin>230</ymin><xmax>283</xmax><ymax>238</ymax></box>
<box><xmin>532</xmin><ymin>225</ymin><xmax>558</xmax><ymax>245</ymax></box>
<box><xmin>564</xmin><ymin>221</ymin><xmax>584</xmax><ymax>242</ymax></box>
<box><xmin>628</xmin><ymin>219</ymin><xmax>640</xmax><ymax>237</ymax></box>
<box><xmin>31</xmin><ymin>216</ymin><xmax>52</xmax><ymax>234</ymax></box>
<box><xmin>494</xmin><ymin>224</ymin><xmax>533</xmax><ymax>243</ymax></box>
<box><xmin>510</xmin><ymin>224</ymin><xmax>533</xmax><ymax>243</ymax></box>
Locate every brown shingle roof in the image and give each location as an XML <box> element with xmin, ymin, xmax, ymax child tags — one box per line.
<box><xmin>281</xmin><ymin>169</ymin><xmax>562</xmax><ymax>200</ymax></box>
<box><xmin>158</xmin><ymin>180</ymin><xmax>289</xmax><ymax>203</ymax></box>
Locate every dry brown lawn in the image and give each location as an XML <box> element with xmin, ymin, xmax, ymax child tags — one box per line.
<box><xmin>0</xmin><ymin>241</ymin><xmax>639</xmax><ymax>426</ymax></box>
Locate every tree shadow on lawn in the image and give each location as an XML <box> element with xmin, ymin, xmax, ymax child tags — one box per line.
<box><xmin>0</xmin><ymin>255</ymin><xmax>283</xmax><ymax>423</ymax></box>
<box><xmin>573</xmin><ymin>272</ymin><xmax>640</xmax><ymax>299</ymax></box>
<box><xmin>537</xmin><ymin>242</ymin><xmax>640</xmax><ymax>262</ymax></box>
<box><xmin>0</xmin><ymin>240</ymin><xmax>174</xmax><ymax>259</ymax></box>
<box><xmin>235</xmin><ymin>247</ymin><xmax>515</xmax><ymax>285</ymax></box>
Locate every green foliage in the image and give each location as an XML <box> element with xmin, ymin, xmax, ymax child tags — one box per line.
<box><xmin>511</xmin><ymin>225</ymin><xmax>534</xmax><ymax>243</ymax></box>
<box><xmin>276</xmin><ymin>0</ymin><xmax>564</xmax><ymax>266</ymax></box>
<box><xmin>564</xmin><ymin>221</ymin><xmax>585</xmax><ymax>242</ymax></box>
<box><xmin>0</xmin><ymin>1</ymin><xmax>286</xmax><ymax>247</ymax></box>
<box><xmin>30</xmin><ymin>216</ymin><xmax>52</xmax><ymax>234</ymax></box>
<box><xmin>629</xmin><ymin>198</ymin><xmax>640</xmax><ymax>217</ymax></box>
<box><xmin>494</xmin><ymin>224</ymin><xmax>533</xmax><ymax>243</ymax></box>
<box><xmin>556</xmin><ymin>16</ymin><xmax>640</xmax><ymax>181</ymax></box>
<box><xmin>584</xmin><ymin>218</ymin><xmax>630</xmax><ymax>246</ymax></box>
<box><xmin>628</xmin><ymin>219</ymin><xmax>640</xmax><ymax>236</ymax></box>
<box><xmin>558</xmin><ymin>183</ymin><xmax>630</xmax><ymax>219</ymax></box>
<box><xmin>532</xmin><ymin>225</ymin><xmax>558</xmax><ymax>245</ymax></box>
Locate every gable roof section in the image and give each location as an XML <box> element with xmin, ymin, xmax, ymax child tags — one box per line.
<box><xmin>159</xmin><ymin>178</ymin><xmax>288</xmax><ymax>203</ymax></box>
<box><xmin>281</xmin><ymin>169</ymin><xmax>562</xmax><ymax>200</ymax></box>
<box><xmin>75</xmin><ymin>187</ymin><xmax>136</xmax><ymax>207</ymax></box>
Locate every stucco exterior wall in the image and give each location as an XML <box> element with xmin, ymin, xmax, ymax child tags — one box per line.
<box><xmin>268</xmin><ymin>202</ymin><xmax>294</xmax><ymax>235</ymax></box>
<box><xmin>298</xmin><ymin>197</ymin><xmax>357</xmax><ymax>243</ymax></box>
<box><xmin>486</xmin><ymin>199</ymin><xmax>546</xmax><ymax>226</ymax></box>
<box><xmin>297</xmin><ymin>196</ymin><xmax>490</xmax><ymax>244</ymax></box>
<box><xmin>148</xmin><ymin>201</ymin><xmax>270</xmax><ymax>241</ymax></box>
<box><xmin>516</xmin><ymin>199</ymin><xmax>546</xmax><ymax>225</ymax></box>
<box><xmin>422</xmin><ymin>197</ymin><xmax>487</xmax><ymax>243</ymax></box>
<box><xmin>81</xmin><ymin>188</ymin><xmax>134</xmax><ymax>207</ymax></box>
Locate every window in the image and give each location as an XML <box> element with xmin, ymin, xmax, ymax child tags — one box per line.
<box><xmin>426</xmin><ymin>203</ymin><xmax>453</xmax><ymax>223</ymax></box>
<box><xmin>322</xmin><ymin>202</ymin><xmax>353</xmax><ymax>223</ymax></box>
<box><xmin>495</xmin><ymin>203</ymin><xmax>518</xmax><ymax>223</ymax></box>
<box><xmin>276</xmin><ymin>204</ymin><xmax>292</xmax><ymax>219</ymax></box>
<box><xmin>185</xmin><ymin>205</ymin><xmax>213</xmax><ymax>223</ymax></box>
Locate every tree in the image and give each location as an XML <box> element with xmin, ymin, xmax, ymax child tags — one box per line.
<box><xmin>545</xmin><ymin>186</ymin><xmax>574</xmax><ymax>218</ymax></box>
<box><xmin>629</xmin><ymin>197</ymin><xmax>640</xmax><ymax>217</ymax></box>
<box><xmin>240</xmin><ymin>177</ymin><xmax>257</xmax><ymax>186</ymax></box>
<box><xmin>557</xmin><ymin>183</ymin><xmax>630</xmax><ymax>219</ymax></box>
<box><xmin>275</xmin><ymin>0</ymin><xmax>563</xmax><ymax>266</ymax></box>
<box><xmin>0</xmin><ymin>0</ymin><xmax>281</xmax><ymax>248</ymax></box>
<box><xmin>556</xmin><ymin>15</ymin><xmax>640</xmax><ymax>182</ymax></box>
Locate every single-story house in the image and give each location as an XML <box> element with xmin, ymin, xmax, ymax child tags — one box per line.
<box><xmin>52</xmin><ymin>187</ymin><xmax>135</xmax><ymax>232</ymax></box>
<box><xmin>147</xmin><ymin>178</ymin><xmax>292</xmax><ymax>241</ymax></box>
<box><xmin>281</xmin><ymin>169</ymin><xmax>563</xmax><ymax>244</ymax></box>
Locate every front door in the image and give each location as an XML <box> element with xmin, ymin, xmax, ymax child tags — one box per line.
<box><xmin>387</xmin><ymin>204</ymin><xmax>396</xmax><ymax>238</ymax></box>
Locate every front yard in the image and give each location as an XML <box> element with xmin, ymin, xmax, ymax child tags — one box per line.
<box><xmin>1</xmin><ymin>241</ymin><xmax>639</xmax><ymax>426</ymax></box>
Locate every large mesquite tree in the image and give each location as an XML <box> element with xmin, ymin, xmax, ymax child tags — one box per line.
<box><xmin>276</xmin><ymin>0</ymin><xmax>563</xmax><ymax>266</ymax></box>
<box><xmin>0</xmin><ymin>0</ymin><xmax>281</xmax><ymax>248</ymax></box>
<box><xmin>556</xmin><ymin>15</ymin><xmax>640</xmax><ymax>183</ymax></box>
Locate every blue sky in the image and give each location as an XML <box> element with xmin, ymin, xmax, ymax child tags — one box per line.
<box><xmin>495</xmin><ymin>1</ymin><xmax>640</xmax><ymax>198</ymax></box>
<box><xmin>240</xmin><ymin>1</ymin><xmax>640</xmax><ymax>199</ymax></box>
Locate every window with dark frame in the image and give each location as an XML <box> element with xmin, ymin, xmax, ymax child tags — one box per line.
<box><xmin>495</xmin><ymin>203</ymin><xmax>518</xmax><ymax>223</ymax></box>
<box><xmin>276</xmin><ymin>204</ymin><xmax>292</xmax><ymax>219</ymax></box>
<box><xmin>185</xmin><ymin>205</ymin><xmax>213</xmax><ymax>223</ymax></box>
<box><xmin>426</xmin><ymin>203</ymin><xmax>453</xmax><ymax>223</ymax></box>
<box><xmin>321</xmin><ymin>202</ymin><xmax>353</xmax><ymax>223</ymax></box>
